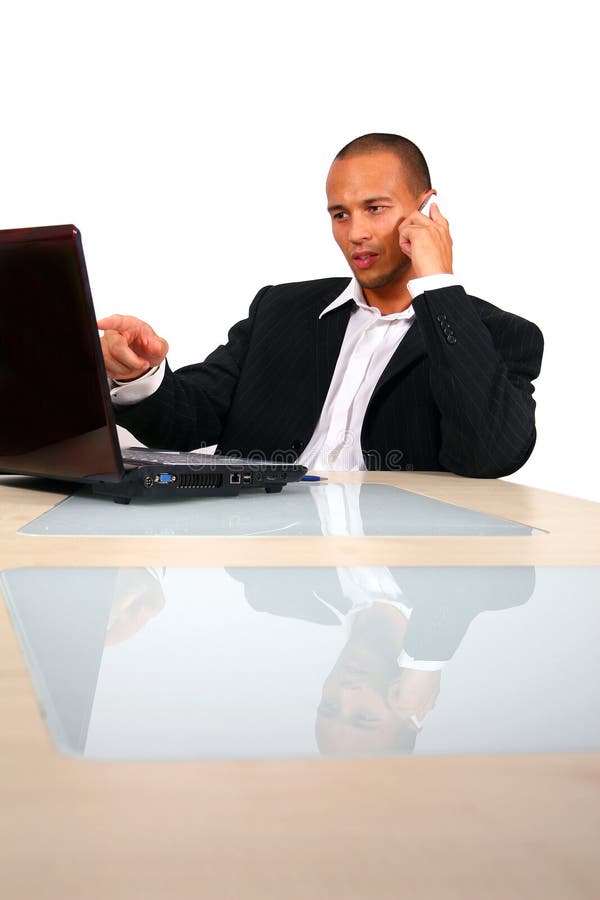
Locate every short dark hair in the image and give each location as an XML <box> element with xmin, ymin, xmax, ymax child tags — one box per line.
<box><xmin>334</xmin><ymin>133</ymin><xmax>431</xmax><ymax>196</ymax></box>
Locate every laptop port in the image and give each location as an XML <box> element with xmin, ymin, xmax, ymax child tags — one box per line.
<box><xmin>156</xmin><ymin>473</ymin><xmax>176</xmax><ymax>484</ymax></box>
<box><xmin>242</xmin><ymin>474</ymin><xmax>252</xmax><ymax>483</ymax></box>
<box><xmin>230</xmin><ymin>473</ymin><xmax>241</xmax><ymax>485</ymax></box>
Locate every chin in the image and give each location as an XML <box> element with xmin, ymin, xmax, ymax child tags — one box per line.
<box><xmin>356</xmin><ymin>271</ymin><xmax>395</xmax><ymax>290</ymax></box>
<box><xmin>355</xmin><ymin>263</ymin><xmax>409</xmax><ymax>291</ymax></box>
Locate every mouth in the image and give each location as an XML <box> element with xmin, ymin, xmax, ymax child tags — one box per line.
<box><xmin>351</xmin><ymin>251</ymin><xmax>379</xmax><ymax>270</ymax></box>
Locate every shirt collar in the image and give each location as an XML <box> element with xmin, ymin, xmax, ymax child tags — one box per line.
<box><xmin>318</xmin><ymin>277</ymin><xmax>415</xmax><ymax>321</ymax></box>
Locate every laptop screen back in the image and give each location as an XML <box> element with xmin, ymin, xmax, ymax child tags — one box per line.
<box><xmin>0</xmin><ymin>225</ymin><xmax>123</xmax><ymax>481</ymax></box>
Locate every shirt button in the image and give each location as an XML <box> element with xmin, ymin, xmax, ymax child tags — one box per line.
<box><xmin>446</xmin><ymin>335</ymin><xmax>457</xmax><ymax>344</ymax></box>
<box><xmin>436</xmin><ymin>313</ymin><xmax>447</xmax><ymax>322</ymax></box>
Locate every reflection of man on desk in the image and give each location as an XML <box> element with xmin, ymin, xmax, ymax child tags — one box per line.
<box><xmin>233</xmin><ymin>564</ymin><xmax>536</xmax><ymax>756</ymax></box>
<box><xmin>229</xmin><ymin>484</ymin><xmax>536</xmax><ymax>756</ymax></box>
<box><xmin>316</xmin><ymin>602</ymin><xmax>435</xmax><ymax>755</ymax></box>
<box><xmin>99</xmin><ymin>132</ymin><xmax>543</xmax><ymax>477</ymax></box>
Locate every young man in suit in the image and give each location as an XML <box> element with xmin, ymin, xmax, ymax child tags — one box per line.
<box><xmin>228</xmin><ymin>563</ymin><xmax>535</xmax><ymax>756</ymax></box>
<box><xmin>99</xmin><ymin>133</ymin><xmax>543</xmax><ymax>476</ymax></box>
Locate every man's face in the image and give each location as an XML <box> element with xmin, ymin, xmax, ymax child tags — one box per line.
<box><xmin>315</xmin><ymin>639</ymin><xmax>413</xmax><ymax>755</ymax></box>
<box><xmin>326</xmin><ymin>150</ymin><xmax>425</xmax><ymax>291</ymax></box>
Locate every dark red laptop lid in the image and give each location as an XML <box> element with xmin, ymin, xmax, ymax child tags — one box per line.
<box><xmin>0</xmin><ymin>224</ymin><xmax>124</xmax><ymax>482</ymax></box>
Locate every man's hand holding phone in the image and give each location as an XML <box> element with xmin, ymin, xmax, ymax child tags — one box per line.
<box><xmin>97</xmin><ymin>314</ymin><xmax>169</xmax><ymax>382</ymax></box>
<box><xmin>398</xmin><ymin>193</ymin><xmax>453</xmax><ymax>278</ymax></box>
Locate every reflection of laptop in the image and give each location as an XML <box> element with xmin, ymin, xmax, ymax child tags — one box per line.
<box><xmin>0</xmin><ymin>225</ymin><xmax>306</xmax><ymax>502</ymax></box>
<box><xmin>0</xmin><ymin>567</ymin><xmax>114</xmax><ymax>755</ymax></box>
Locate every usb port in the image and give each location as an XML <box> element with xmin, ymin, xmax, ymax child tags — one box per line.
<box><xmin>242</xmin><ymin>474</ymin><xmax>252</xmax><ymax>483</ymax></box>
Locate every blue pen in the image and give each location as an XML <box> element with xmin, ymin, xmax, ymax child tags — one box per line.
<box><xmin>301</xmin><ymin>475</ymin><xmax>327</xmax><ymax>482</ymax></box>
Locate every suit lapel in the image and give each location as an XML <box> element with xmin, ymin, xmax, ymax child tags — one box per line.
<box><xmin>314</xmin><ymin>298</ymin><xmax>354</xmax><ymax>413</ymax></box>
<box><xmin>308</xmin><ymin>281</ymin><xmax>426</xmax><ymax>422</ymax></box>
<box><xmin>370</xmin><ymin>318</ymin><xmax>426</xmax><ymax>400</ymax></box>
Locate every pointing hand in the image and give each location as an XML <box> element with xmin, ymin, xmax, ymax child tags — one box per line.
<box><xmin>97</xmin><ymin>314</ymin><xmax>169</xmax><ymax>381</ymax></box>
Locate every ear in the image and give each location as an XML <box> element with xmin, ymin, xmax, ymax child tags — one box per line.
<box><xmin>417</xmin><ymin>189</ymin><xmax>437</xmax><ymax>212</ymax></box>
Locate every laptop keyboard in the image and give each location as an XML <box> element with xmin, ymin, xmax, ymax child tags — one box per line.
<box><xmin>121</xmin><ymin>448</ymin><xmax>267</xmax><ymax>467</ymax></box>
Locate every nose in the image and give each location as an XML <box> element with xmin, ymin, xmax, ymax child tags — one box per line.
<box><xmin>347</xmin><ymin>213</ymin><xmax>372</xmax><ymax>244</ymax></box>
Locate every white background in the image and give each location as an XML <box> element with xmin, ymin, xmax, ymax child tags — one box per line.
<box><xmin>2</xmin><ymin>1</ymin><xmax>598</xmax><ymax>500</ymax></box>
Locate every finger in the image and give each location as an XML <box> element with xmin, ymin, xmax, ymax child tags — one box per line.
<box><xmin>429</xmin><ymin>203</ymin><xmax>449</xmax><ymax>227</ymax></box>
<box><xmin>102</xmin><ymin>353</ymin><xmax>149</xmax><ymax>380</ymax></box>
<box><xmin>97</xmin><ymin>314</ymin><xmax>140</xmax><ymax>332</ymax></box>
<box><xmin>139</xmin><ymin>332</ymin><xmax>169</xmax><ymax>364</ymax></box>
<box><xmin>398</xmin><ymin>221</ymin><xmax>425</xmax><ymax>238</ymax></box>
<box><xmin>101</xmin><ymin>332</ymin><xmax>151</xmax><ymax>377</ymax></box>
<box><xmin>400</xmin><ymin>211</ymin><xmax>431</xmax><ymax>230</ymax></box>
<box><xmin>98</xmin><ymin>315</ymin><xmax>168</xmax><ymax>364</ymax></box>
<box><xmin>398</xmin><ymin>222</ymin><xmax>424</xmax><ymax>253</ymax></box>
<box><xmin>97</xmin><ymin>314</ymin><xmax>159</xmax><ymax>344</ymax></box>
<box><xmin>101</xmin><ymin>351</ymin><xmax>147</xmax><ymax>380</ymax></box>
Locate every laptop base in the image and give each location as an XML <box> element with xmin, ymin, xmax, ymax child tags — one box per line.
<box><xmin>90</xmin><ymin>464</ymin><xmax>288</xmax><ymax>503</ymax></box>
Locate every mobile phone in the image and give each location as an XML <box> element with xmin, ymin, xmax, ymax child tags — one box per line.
<box><xmin>418</xmin><ymin>193</ymin><xmax>438</xmax><ymax>217</ymax></box>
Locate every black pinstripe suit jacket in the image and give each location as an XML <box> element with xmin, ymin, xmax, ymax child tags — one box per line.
<box><xmin>115</xmin><ymin>278</ymin><xmax>544</xmax><ymax>477</ymax></box>
<box><xmin>228</xmin><ymin>565</ymin><xmax>535</xmax><ymax>659</ymax></box>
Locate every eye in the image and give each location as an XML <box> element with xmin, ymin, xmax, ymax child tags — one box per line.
<box><xmin>332</xmin><ymin>211</ymin><xmax>348</xmax><ymax>221</ymax></box>
<box><xmin>368</xmin><ymin>205</ymin><xmax>386</xmax><ymax>213</ymax></box>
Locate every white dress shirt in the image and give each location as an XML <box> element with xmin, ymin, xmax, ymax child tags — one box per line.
<box><xmin>298</xmin><ymin>280</ymin><xmax>411</xmax><ymax>470</ymax></box>
<box><xmin>309</xmin><ymin>481</ymin><xmax>446</xmax><ymax>674</ymax></box>
<box><xmin>109</xmin><ymin>273</ymin><xmax>458</xmax><ymax>470</ymax></box>
<box><xmin>298</xmin><ymin>274</ymin><xmax>457</xmax><ymax>469</ymax></box>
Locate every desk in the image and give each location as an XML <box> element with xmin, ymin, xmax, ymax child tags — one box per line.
<box><xmin>1</xmin><ymin>472</ymin><xmax>599</xmax><ymax>899</ymax></box>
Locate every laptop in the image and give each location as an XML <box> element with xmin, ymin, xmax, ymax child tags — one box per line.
<box><xmin>0</xmin><ymin>224</ymin><xmax>306</xmax><ymax>502</ymax></box>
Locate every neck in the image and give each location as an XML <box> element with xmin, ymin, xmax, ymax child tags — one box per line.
<box><xmin>351</xmin><ymin>603</ymin><xmax>409</xmax><ymax>648</ymax></box>
<box><xmin>361</xmin><ymin>270</ymin><xmax>414</xmax><ymax>315</ymax></box>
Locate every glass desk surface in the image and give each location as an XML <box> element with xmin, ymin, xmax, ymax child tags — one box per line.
<box><xmin>2</xmin><ymin>565</ymin><xmax>598</xmax><ymax>761</ymax></box>
<box><xmin>19</xmin><ymin>482</ymin><xmax>541</xmax><ymax>536</ymax></box>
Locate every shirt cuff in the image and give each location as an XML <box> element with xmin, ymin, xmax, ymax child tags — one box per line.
<box><xmin>397</xmin><ymin>650</ymin><xmax>446</xmax><ymax>671</ymax></box>
<box><xmin>110</xmin><ymin>359</ymin><xmax>166</xmax><ymax>406</ymax></box>
<box><xmin>407</xmin><ymin>274</ymin><xmax>460</xmax><ymax>299</ymax></box>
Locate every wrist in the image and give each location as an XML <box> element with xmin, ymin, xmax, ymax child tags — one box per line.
<box><xmin>407</xmin><ymin>273</ymin><xmax>459</xmax><ymax>300</ymax></box>
<box><xmin>413</xmin><ymin>265</ymin><xmax>453</xmax><ymax>278</ymax></box>
<box><xmin>113</xmin><ymin>365</ymin><xmax>155</xmax><ymax>384</ymax></box>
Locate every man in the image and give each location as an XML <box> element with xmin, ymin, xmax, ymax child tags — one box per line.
<box><xmin>229</xmin><ymin>563</ymin><xmax>536</xmax><ymax>756</ymax></box>
<box><xmin>99</xmin><ymin>133</ymin><xmax>544</xmax><ymax>476</ymax></box>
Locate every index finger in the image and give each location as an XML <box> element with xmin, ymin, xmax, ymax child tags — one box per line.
<box><xmin>97</xmin><ymin>314</ymin><xmax>141</xmax><ymax>332</ymax></box>
<box><xmin>400</xmin><ymin>209</ymin><xmax>434</xmax><ymax>230</ymax></box>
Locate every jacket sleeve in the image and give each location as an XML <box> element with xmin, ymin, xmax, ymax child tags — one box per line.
<box><xmin>411</xmin><ymin>286</ymin><xmax>544</xmax><ymax>477</ymax></box>
<box><xmin>114</xmin><ymin>286</ymin><xmax>271</xmax><ymax>450</ymax></box>
<box><xmin>396</xmin><ymin>566</ymin><xmax>535</xmax><ymax>662</ymax></box>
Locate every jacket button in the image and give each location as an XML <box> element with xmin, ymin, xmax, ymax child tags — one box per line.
<box><xmin>291</xmin><ymin>440</ymin><xmax>304</xmax><ymax>453</ymax></box>
<box><xmin>363</xmin><ymin>451</ymin><xmax>378</xmax><ymax>470</ymax></box>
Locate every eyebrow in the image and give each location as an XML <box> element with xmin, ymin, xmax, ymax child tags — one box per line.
<box><xmin>363</xmin><ymin>196</ymin><xmax>393</xmax><ymax>205</ymax></box>
<box><xmin>327</xmin><ymin>195</ymin><xmax>394</xmax><ymax>213</ymax></box>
